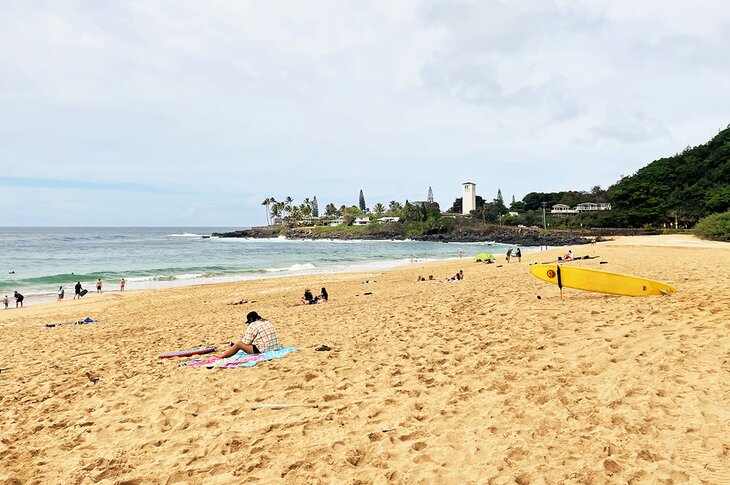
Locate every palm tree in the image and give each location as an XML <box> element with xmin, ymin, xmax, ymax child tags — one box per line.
<box><xmin>373</xmin><ymin>203</ymin><xmax>386</xmax><ymax>215</ymax></box>
<box><xmin>300</xmin><ymin>203</ymin><xmax>312</xmax><ymax>220</ymax></box>
<box><xmin>261</xmin><ymin>198</ymin><xmax>271</xmax><ymax>225</ymax></box>
<box><xmin>271</xmin><ymin>201</ymin><xmax>284</xmax><ymax>223</ymax></box>
<box><xmin>284</xmin><ymin>196</ymin><xmax>294</xmax><ymax>218</ymax></box>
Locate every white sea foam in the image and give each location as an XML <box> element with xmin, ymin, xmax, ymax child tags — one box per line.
<box><xmin>168</xmin><ymin>233</ymin><xmax>205</xmax><ymax>238</ymax></box>
<box><xmin>264</xmin><ymin>263</ymin><xmax>317</xmax><ymax>273</ymax></box>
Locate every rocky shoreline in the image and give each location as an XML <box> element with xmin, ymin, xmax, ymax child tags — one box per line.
<box><xmin>212</xmin><ymin>225</ymin><xmax>602</xmax><ymax>246</ymax></box>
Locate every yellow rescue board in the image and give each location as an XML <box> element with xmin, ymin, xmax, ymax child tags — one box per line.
<box><xmin>530</xmin><ymin>264</ymin><xmax>676</xmax><ymax>296</ymax></box>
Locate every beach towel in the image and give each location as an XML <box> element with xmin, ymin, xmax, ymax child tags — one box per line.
<box><xmin>180</xmin><ymin>347</ymin><xmax>298</xmax><ymax>369</ymax></box>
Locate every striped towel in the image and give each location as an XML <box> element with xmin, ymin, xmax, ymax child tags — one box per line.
<box><xmin>180</xmin><ymin>347</ymin><xmax>298</xmax><ymax>369</ymax></box>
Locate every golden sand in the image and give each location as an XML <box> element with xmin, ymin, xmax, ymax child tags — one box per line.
<box><xmin>1</xmin><ymin>235</ymin><xmax>728</xmax><ymax>484</ymax></box>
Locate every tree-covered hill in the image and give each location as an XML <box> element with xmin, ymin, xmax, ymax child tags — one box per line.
<box><xmin>608</xmin><ymin>125</ymin><xmax>730</xmax><ymax>227</ymax></box>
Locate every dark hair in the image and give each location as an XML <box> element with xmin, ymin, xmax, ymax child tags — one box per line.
<box><xmin>246</xmin><ymin>311</ymin><xmax>262</xmax><ymax>324</ymax></box>
<box><xmin>321</xmin><ymin>287</ymin><xmax>328</xmax><ymax>299</ymax></box>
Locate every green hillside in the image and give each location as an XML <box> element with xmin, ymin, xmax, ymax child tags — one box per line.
<box><xmin>608</xmin><ymin>125</ymin><xmax>730</xmax><ymax>227</ymax></box>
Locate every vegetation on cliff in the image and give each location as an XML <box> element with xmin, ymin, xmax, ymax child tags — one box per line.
<box><xmin>608</xmin><ymin>126</ymin><xmax>730</xmax><ymax>227</ymax></box>
<box><xmin>692</xmin><ymin>210</ymin><xmax>730</xmax><ymax>241</ymax></box>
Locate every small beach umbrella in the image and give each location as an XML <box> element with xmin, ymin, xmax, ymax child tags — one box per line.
<box><xmin>474</xmin><ymin>252</ymin><xmax>494</xmax><ymax>261</ymax></box>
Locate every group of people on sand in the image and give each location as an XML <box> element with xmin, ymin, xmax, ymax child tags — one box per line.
<box><xmin>3</xmin><ymin>291</ymin><xmax>23</xmax><ymax>309</ymax></box>
<box><xmin>220</xmin><ymin>284</ymin><xmax>334</xmax><ymax>358</ymax></box>
<box><xmin>417</xmin><ymin>270</ymin><xmax>464</xmax><ymax>282</ymax></box>
<box><xmin>301</xmin><ymin>287</ymin><xmax>328</xmax><ymax>305</ymax></box>
<box><xmin>505</xmin><ymin>247</ymin><xmax>522</xmax><ymax>263</ymax></box>
<box><xmin>61</xmin><ymin>278</ymin><xmax>126</xmax><ymax>302</ymax></box>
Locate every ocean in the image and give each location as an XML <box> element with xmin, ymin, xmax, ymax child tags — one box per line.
<box><xmin>0</xmin><ymin>227</ymin><xmax>525</xmax><ymax>305</ymax></box>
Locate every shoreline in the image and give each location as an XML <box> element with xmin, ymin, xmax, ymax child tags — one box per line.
<box><xmin>2</xmin><ymin>242</ymin><xmax>549</xmax><ymax>308</ymax></box>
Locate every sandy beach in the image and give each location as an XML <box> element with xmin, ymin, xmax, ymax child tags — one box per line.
<box><xmin>1</xmin><ymin>235</ymin><xmax>728</xmax><ymax>484</ymax></box>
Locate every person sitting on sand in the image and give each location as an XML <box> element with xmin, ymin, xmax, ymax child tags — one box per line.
<box><xmin>319</xmin><ymin>287</ymin><xmax>328</xmax><ymax>302</ymax></box>
<box><xmin>564</xmin><ymin>250</ymin><xmax>573</xmax><ymax>260</ymax></box>
<box><xmin>220</xmin><ymin>311</ymin><xmax>281</xmax><ymax>357</ymax></box>
<box><xmin>428</xmin><ymin>275</ymin><xmax>434</xmax><ymax>280</ymax></box>
<box><xmin>301</xmin><ymin>288</ymin><xmax>314</xmax><ymax>305</ymax></box>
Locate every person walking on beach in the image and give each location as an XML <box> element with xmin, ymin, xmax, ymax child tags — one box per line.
<box><xmin>96</xmin><ymin>278</ymin><xmax>102</xmax><ymax>294</ymax></box>
<box><xmin>221</xmin><ymin>311</ymin><xmax>281</xmax><ymax>357</ymax></box>
<box><xmin>57</xmin><ymin>286</ymin><xmax>64</xmax><ymax>301</ymax></box>
<box><xmin>120</xmin><ymin>277</ymin><xmax>125</xmax><ymax>292</ymax></box>
<box><xmin>14</xmin><ymin>291</ymin><xmax>24</xmax><ymax>308</ymax></box>
<box><xmin>3</xmin><ymin>295</ymin><xmax>8</xmax><ymax>309</ymax></box>
<box><xmin>74</xmin><ymin>281</ymin><xmax>82</xmax><ymax>300</ymax></box>
<box><xmin>515</xmin><ymin>247</ymin><xmax>522</xmax><ymax>263</ymax></box>
<box><xmin>506</xmin><ymin>247</ymin><xmax>513</xmax><ymax>263</ymax></box>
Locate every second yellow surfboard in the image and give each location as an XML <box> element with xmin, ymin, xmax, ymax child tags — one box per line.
<box><xmin>530</xmin><ymin>264</ymin><xmax>676</xmax><ymax>296</ymax></box>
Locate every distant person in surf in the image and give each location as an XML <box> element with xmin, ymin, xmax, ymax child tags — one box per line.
<box><xmin>220</xmin><ymin>311</ymin><xmax>281</xmax><ymax>357</ymax></box>
<box><xmin>14</xmin><ymin>291</ymin><xmax>23</xmax><ymax>308</ymax></box>
<box><xmin>120</xmin><ymin>277</ymin><xmax>125</xmax><ymax>292</ymax></box>
<box><xmin>74</xmin><ymin>281</ymin><xmax>82</xmax><ymax>300</ymax></box>
<box><xmin>3</xmin><ymin>295</ymin><xmax>8</xmax><ymax>309</ymax></box>
<box><xmin>57</xmin><ymin>286</ymin><xmax>64</xmax><ymax>301</ymax></box>
<box><xmin>96</xmin><ymin>278</ymin><xmax>103</xmax><ymax>293</ymax></box>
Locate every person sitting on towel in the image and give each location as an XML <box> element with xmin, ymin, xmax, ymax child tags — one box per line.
<box><xmin>221</xmin><ymin>311</ymin><xmax>281</xmax><ymax>357</ymax></box>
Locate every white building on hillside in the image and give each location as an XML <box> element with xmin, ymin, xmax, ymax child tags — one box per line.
<box><xmin>551</xmin><ymin>204</ymin><xmax>578</xmax><ymax>214</ymax></box>
<box><xmin>462</xmin><ymin>182</ymin><xmax>476</xmax><ymax>215</ymax></box>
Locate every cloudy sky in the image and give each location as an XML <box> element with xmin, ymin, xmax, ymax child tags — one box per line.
<box><xmin>1</xmin><ymin>0</ymin><xmax>728</xmax><ymax>226</ymax></box>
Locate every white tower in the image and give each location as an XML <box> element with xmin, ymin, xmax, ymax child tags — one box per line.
<box><xmin>462</xmin><ymin>182</ymin><xmax>476</xmax><ymax>214</ymax></box>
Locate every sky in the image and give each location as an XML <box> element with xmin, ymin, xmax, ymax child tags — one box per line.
<box><xmin>0</xmin><ymin>0</ymin><xmax>728</xmax><ymax>227</ymax></box>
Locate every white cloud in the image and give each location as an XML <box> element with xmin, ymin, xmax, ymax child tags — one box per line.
<box><xmin>0</xmin><ymin>0</ymin><xmax>727</xmax><ymax>225</ymax></box>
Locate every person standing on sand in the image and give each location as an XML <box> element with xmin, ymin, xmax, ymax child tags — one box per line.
<box><xmin>506</xmin><ymin>247</ymin><xmax>513</xmax><ymax>263</ymax></box>
<box><xmin>74</xmin><ymin>281</ymin><xmax>82</xmax><ymax>300</ymax></box>
<box><xmin>3</xmin><ymin>295</ymin><xmax>8</xmax><ymax>309</ymax></box>
<box><xmin>221</xmin><ymin>311</ymin><xmax>281</xmax><ymax>357</ymax></box>
<box><xmin>96</xmin><ymin>278</ymin><xmax>102</xmax><ymax>294</ymax></box>
<box><xmin>58</xmin><ymin>286</ymin><xmax>64</xmax><ymax>301</ymax></box>
<box><xmin>14</xmin><ymin>291</ymin><xmax>23</xmax><ymax>308</ymax></box>
<box><xmin>515</xmin><ymin>247</ymin><xmax>522</xmax><ymax>263</ymax></box>
<box><xmin>120</xmin><ymin>277</ymin><xmax>125</xmax><ymax>292</ymax></box>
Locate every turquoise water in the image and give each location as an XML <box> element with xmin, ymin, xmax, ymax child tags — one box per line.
<box><xmin>0</xmin><ymin>227</ymin><xmax>520</xmax><ymax>304</ymax></box>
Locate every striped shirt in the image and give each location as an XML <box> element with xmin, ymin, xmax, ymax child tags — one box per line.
<box><xmin>242</xmin><ymin>320</ymin><xmax>281</xmax><ymax>353</ymax></box>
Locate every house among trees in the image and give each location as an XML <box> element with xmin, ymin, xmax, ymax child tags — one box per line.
<box><xmin>552</xmin><ymin>202</ymin><xmax>611</xmax><ymax>214</ymax></box>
